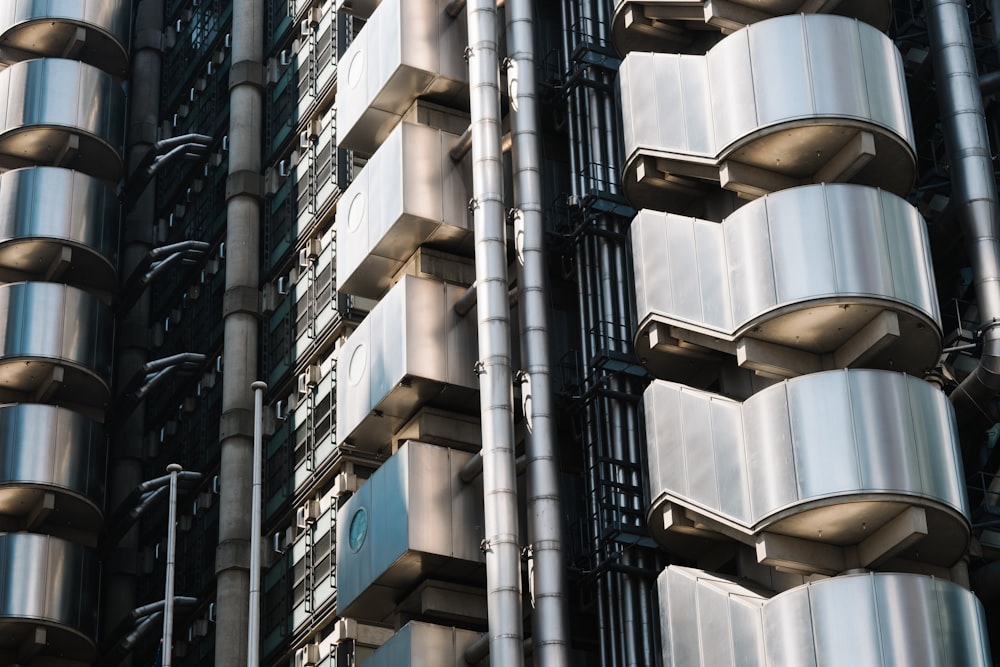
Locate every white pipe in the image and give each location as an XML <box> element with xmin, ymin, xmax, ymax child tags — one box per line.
<box><xmin>505</xmin><ymin>2</ymin><xmax>570</xmax><ymax>663</ymax></box>
<box><xmin>247</xmin><ymin>381</ymin><xmax>266</xmax><ymax>667</ymax></box>
<box><xmin>464</xmin><ymin>1</ymin><xmax>525</xmax><ymax>664</ymax></box>
<box><xmin>162</xmin><ymin>463</ymin><xmax>182</xmax><ymax>667</ymax></box>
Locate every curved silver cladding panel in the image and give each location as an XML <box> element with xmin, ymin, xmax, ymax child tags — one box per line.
<box><xmin>0</xmin><ymin>533</ymin><xmax>99</xmax><ymax>660</ymax></box>
<box><xmin>658</xmin><ymin>567</ymin><xmax>992</xmax><ymax>667</ymax></box>
<box><xmin>336</xmin><ymin>442</ymin><xmax>485</xmax><ymax>622</ymax></box>
<box><xmin>0</xmin><ymin>282</ymin><xmax>113</xmax><ymax>411</ymax></box>
<box><xmin>0</xmin><ymin>58</ymin><xmax>125</xmax><ymax>182</ymax></box>
<box><xmin>619</xmin><ymin>15</ymin><xmax>916</xmax><ymax>209</ymax></box>
<box><xmin>363</xmin><ymin>621</ymin><xmax>488</xmax><ymax>667</ymax></box>
<box><xmin>336</xmin><ymin>274</ymin><xmax>478</xmax><ymax>454</ymax></box>
<box><xmin>335</xmin><ymin>0</ymin><xmax>469</xmax><ymax>154</ymax></box>
<box><xmin>0</xmin><ymin>0</ymin><xmax>130</xmax><ymax>76</ymax></box>
<box><xmin>631</xmin><ymin>184</ymin><xmax>942</xmax><ymax>380</ymax></box>
<box><xmin>0</xmin><ymin>404</ymin><xmax>104</xmax><ymax>536</ymax></box>
<box><xmin>644</xmin><ymin>370</ymin><xmax>969</xmax><ymax>573</ymax></box>
<box><xmin>336</xmin><ymin>122</ymin><xmax>474</xmax><ymax>299</ymax></box>
<box><xmin>0</xmin><ymin>167</ymin><xmax>118</xmax><ymax>293</ymax></box>
<box><xmin>611</xmin><ymin>0</ymin><xmax>892</xmax><ymax>55</ymax></box>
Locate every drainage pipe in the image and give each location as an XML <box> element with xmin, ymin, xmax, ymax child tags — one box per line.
<box><xmin>464</xmin><ymin>1</ymin><xmax>525</xmax><ymax>664</ymax></box>
<box><xmin>505</xmin><ymin>3</ymin><xmax>570</xmax><ymax>664</ymax></box>
<box><xmin>247</xmin><ymin>381</ymin><xmax>267</xmax><ymax>667</ymax></box>
<box><xmin>216</xmin><ymin>0</ymin><xmax>263</xmax><ymax>664</ymax></box>
<box><xmin>928</xmin><ymin>0</ymin><xmax>1000</xmax><ymax>423</ymax></box>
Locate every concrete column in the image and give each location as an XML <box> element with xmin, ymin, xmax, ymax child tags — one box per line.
<box><xmin>214</xmin><ymin>0</ymin><xmax>264</xmax><ymax>664</ymax></box>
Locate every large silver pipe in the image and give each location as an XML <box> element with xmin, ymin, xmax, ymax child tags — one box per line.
<box><xmin>927</xmin><ymin>0</ymin><xmax>1000</xmax><ymax>423</ymax></box>
<box><xmin>247</xmin><ymin>381</ymin><xmax>266</xmax><ymax>667</ymax></box>
<box><xmin>217</xmin><ymin>0</ymin><xmax>263</xmax><ymax>663</ymax></box>
<box><xmin>505</xmin><ymin>3</ymin><xmax>570</xmax><ymax>664</ymax></box>
<box><xmin>465</xmin><ymin>1</ymin><xmax>525</xmax><ymax>664</ymax></box>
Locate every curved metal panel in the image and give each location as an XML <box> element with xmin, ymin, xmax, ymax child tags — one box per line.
<box><xmin>0</xmin><ymin>167</ymin><xmax>118</xmax><ymax>293</ymax></box>
<box><xmin>0</xmin><ymin>58</ymin><xmax>125</xmax><ymax>182</ymax></box>
<box><xmin>632</xmin><ymin>184</ymin><xmax>941</xmax><ymax>380</ymax></box>
<box><xmin>611</xmin><ymin>0</ymin><xmax>892</xmax><ymax>56</ymax></box>
<box><xmin>336</xmin><ymin>274</ymin><xmax>478</xmax><ymax>454</ymax></box>
<box><xmin>644</xmin><ymin>369</ymin><xmax>969</xmax><ymax>572</ymax></box>
<box><xmin>659</xmin><ymin>568</ymin><xmax>992</xmax><ymax>667</ymax></box>
<box><xmin>0</xmin><ymin>0</ymin><xmax>130</xmax><ymax>75</ymax></box>
<box><xmin>0</xmin><ymin>404</ymin><xmax>104</xmax><ymax>535</ymax></box>
<box><xmin>0</xmin><ymin>533</ymin><xmax>99</xmax><ymax>660</ymax></box>
<box><xmin>337</xmin><ymin>122</ymin><xmax>474</xmax><ymax>299</ymax></box>
<box><xmin>619</xmin><ymin>15</ymin><xmax>915</xmax><ymax>210</ymax></box>
<box><xmin>335</xmin><ymin>0</ymin><xmax>469</xmax><ymax>154</ymax></box>
<box><xmin>0</xmin><ymin>282</ymin><xmax>112</xmax><ymax>411</ymax></box>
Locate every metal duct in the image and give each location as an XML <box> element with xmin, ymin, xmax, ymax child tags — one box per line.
<box><xmin>927</xmin><ymin>0</ymin><xmax>1000</xmax><ymax>424</ymax></box>
<box><xmin>0</xmin><ymin>403</ymin><xmax>106</xmax><ymax>538</ymax></box>
<box><xmin>0</xmin><ymin>58</ymin><xmax>126</xmax><ymax>182</ymax></box>
<box><xmin>505</xmin><ymin>1</ymin><xmax>569</xmax><ymax>664</ymax></box>
<box><xmin>464</xmin><ymin>0</ymin><xmax>524</xmax><ymax>664</ymax></box>
<box><xmin>361</xmin><ymin>621</ymin><xmax>487</xmax><ymax>666</ymax></box>
<box><xmin>0</xmin><ymin>167</ymin><xmax>119</xmax><ymax>294</ymax></box>
<box><xmin>0</xmin><ymin>281</ymin><xmax>114</xmax><ymax>411</ymax></box>
<box><xmin>0</xmin><ymin>532</ymin><xmax>101</xmax><ymax>661</ymax></box>
<box><xmin>0</xmin><ymin>0</ymin><xmax>131</xmax><ymax>75</ymax></box>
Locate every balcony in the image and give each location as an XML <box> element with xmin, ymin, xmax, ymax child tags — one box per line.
<box><xmin>336</xmin><ymin>274</ymin><xmax>478</xmax><ymax>455</ymax></box>
<box><xmin>611</xmin><ymin>0</ymin><xmax>891</xmax><ymax>55</ymax></box>
<box><xmin>631</xmin><ymin>184</ymin><xmax>941</xmax><ymax>381</ymax></box>
<box><xmin>336</xmin><ymin>122</ymin><xmax>473</xmax><ymax>299</ymax></box>
<box><xmin>619</xmin><ymin>15</ymin><xmax>915</xmax><ymax>210</ymax></box>
<box><xmin>644</xmin><ymin>370</ymin><xmax>968</xmax><ymax>575</ymax></box>
<box><xmin>658</xmin><ymin>568</ymin><xmax>990</xmax><ymax>666</ymax></box>
<box><xmin>335</xmin><ymin>0</ymin><xmax>468</xmax><ymax>154</ymax></box>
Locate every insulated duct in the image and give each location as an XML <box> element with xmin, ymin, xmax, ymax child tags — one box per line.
<box><xmin>505</xmin><ymin>2</ymin><xmax>570</xmax><ymax>664</ymax></box>
<box><xmin>927</xmin><ymin>0</ymin><xmax>1000</xmax><ymax>423</ymax></box>
<box><xmin>464</xmin><ymin>1</ymin><xmax>525</xmax><ymax>664</ymax></box>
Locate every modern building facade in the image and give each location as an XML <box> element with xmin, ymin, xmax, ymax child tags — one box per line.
<box><xmin>2</xmin><ymin>0</ymin><xmax>1000</xmax><ymax>666</ymax></box>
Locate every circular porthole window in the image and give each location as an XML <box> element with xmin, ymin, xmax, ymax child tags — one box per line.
<box><xmin>348</xmin><ymin>343</ymin><xmax>367</xmax><ymax>386</ymax></box>
<box><xmin>348</xmin><ymin>507</ymin><xmax>368</xmax><ymax>552</ymax></box>
<box><xmin>347</xmin><ymin>191</ymin><xmax>365</xmax><ymax>232</ymax></box>
<box><xmin>347</xmin><ymin>50</ymin><xmax>364</xmax><ymax>89</ymax></box>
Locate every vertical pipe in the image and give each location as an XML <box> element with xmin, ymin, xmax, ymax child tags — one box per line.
<box><xmin>162</xmin><ymin>464</ymin><xmax>182</xmax><ymax>667</ymax></box>
<box><xmin>927</xmin><ymin>0</ymin><xmax>1000</xmax><ymax>421</ymax></box>
<box><xmin>217</xmin><ymin>0</ymin><xmax>263</xmax><ymax>665</ymax></box>
<box><xmin>248</xmin><ymin>381</ymin><xmax>267</xmax><ymax>667</ymax></box>
<box><xmin>465</xmin><ymin>1</ymin><xmax>525</xmax><ymax>664</ymax></box>
<box><xmin>505</xmin><ymin>2</ymin><xmax>570</xmax><ymax>664</ymax></box>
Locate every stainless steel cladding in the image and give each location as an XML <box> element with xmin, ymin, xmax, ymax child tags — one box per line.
<box><xmin>0</xmin><ymin>403</ymin><xmax>105</xmax><ymax>538</ymax></box>
<box><xmin>619</xmin><ymin>15</ymin><xmax>915</xmax><ymax>209</ymax></box>
<box><xmin>0</xmin><ymin>533</ymin><xmax>100</xmax><ymax>661</ymax></box>
<box><xmin>0</xmin><ymin>167</ymin><xmax>119</xmax><ymax>294</ymax></box>
<box><xmin>336</xmin><ymin>274</ymin><xmax>478</xmax><ymax>454</ymax></box>
<box><xmin>631</xmin><ymin>184</ymin><xmax>941</xmax><ymax>380</ymax></box>
<box><xmin>0</xmin><ymin>58</ymin><xmax>126</xmax><ymax>182</ymax></box>
<box><xmin>658</xmin><ymin>567</ymin><xmax>991</xmax><ymax>666</ymax></box>
<box><xmin>644</xmin><ymin>370</ymin><xmax>969</xmax><ymax>574</ymax></box>
<box><xmin>611</xmin><ymin>0</ymin><xmax>892</xmax><ymax>54</ymax></box>
<box><xmin>0</xmin><ymin>0</ymin><xmax>131</xmax><ymax>75</ymax></box>
<box><xmin>336</xmin><ymin>441</ymin><xmax>485</xmax><ymax>621</ymax></box>
<box><xmin>335</xmin><ymin>0</ymin><xmax>469</xmax><ymax>154</ymax></box>
<box><xmin>336</xmin><ymin>122</ymin><xmax>473</xmax><ymax>299</ymax></box>
<box><xmin>0</xmin><ymin>282</ymin><xmax>113</xmax><ymax>411</ymax></box>
<box><xmin>362</xmin><ymin>621</ymin><xmax>487</xmax><ymax>667</ymax></box>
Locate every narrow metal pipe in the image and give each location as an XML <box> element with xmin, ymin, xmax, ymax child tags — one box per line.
<box><xmin>162</xmin><ymin>464</ymin><xmax>182</xmax><ymax>667</ymax></box>
<box><xmin>247</xmin><ymin>381</ymin><xmax>267</xmax><ymax>667</ymax></box>
<box><xmin>927</xmin><ymin>0</ymin><xmax>1000</xmax><ymax>423</ymax></box>
<box><xmin>465</xmin><ymin>1</ymin><xmax>525</xmax><ymax>664</ymax></box>
<box><xmin>451</xmin><ymin>125</ymin><xmax>473</xmax><ymax>162</ymax></box>
<box><xmin>464</xmin><ymin>633</ymin><xmax>490</xmax><ymax>664</ymax></box>
<box><xmin>506</xmin><ymin>1</ymin><xmax>570</xmax><ymax>663</ymax></box>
